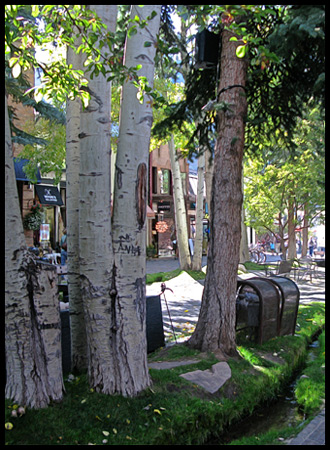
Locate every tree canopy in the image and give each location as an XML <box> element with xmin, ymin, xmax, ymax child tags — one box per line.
<box><xmin>244</xmin><ymin>103</ymin><xmax>325</xmax><ymax>241</ymax></box>
<box><xmin>152</xmin><ymin>5</ymin><xmax>325</xmax><ymax>157</ymax></box>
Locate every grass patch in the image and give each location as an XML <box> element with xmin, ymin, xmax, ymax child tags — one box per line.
<box><xmin>146</xmin><ymin>268</ymin><xmax>205</xmax><ymax>285</ymax></box>
<box><xmin>146</xmin><ymin>268</ymin><xmax>183</xmax><ymax>284</ymax></box>
<box><xmin>243</xmin><ymin>261</ymin><xmax>265</xmax><ymax>271</ymax></box>
<box><xmin>295</xmin><ymin>329</ymin><xmax>325</xmax><ymax>415</ymax></box>
<box><xmin>227</xmin><ymin>426</ymin><xmax>300</xmax><ymax>446</ymax></box>
<box><xmin>5</xmin><ymin>303</ymin><xmax>324</xmax><ymax>446</ymax></box>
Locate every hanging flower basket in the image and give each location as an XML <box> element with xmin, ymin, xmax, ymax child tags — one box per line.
<box><xmin>23</xmin><ymin>202</ymin><xmax>44</xmax><ymax>230</ymax></box>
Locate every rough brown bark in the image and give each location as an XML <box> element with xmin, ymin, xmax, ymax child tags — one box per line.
<box><xmin>188</xmin><ymin>29</ymin><xmax>248</xmax><ymax>356</ymax></box>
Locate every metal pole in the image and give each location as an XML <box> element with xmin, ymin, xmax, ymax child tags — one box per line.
<box><xmin>160</xmin><ymin>282</ymin><xmax>177</xmax><ymax>344</ymax></box>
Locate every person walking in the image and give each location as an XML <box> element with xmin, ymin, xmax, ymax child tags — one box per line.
<box><xmin>308</xmin><ymin>237</ymin><xmax>315</xmax><ymax>257</ymax></box>
<box><xmin>60</xmin><ymin>228</ymin><xmax>67</xmax><ymax>265</ymax></box>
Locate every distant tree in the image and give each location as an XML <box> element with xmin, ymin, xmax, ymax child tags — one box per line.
<box><xmin>244</xmin><ymin>104</ymin><xmax>325</xmax><ymax>259</ymax></box>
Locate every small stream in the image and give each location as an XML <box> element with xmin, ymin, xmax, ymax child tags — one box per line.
<box><xmin>206</xmin><ymin>340</ymin><xmax>319</xmax><ymax>445</ymax></box>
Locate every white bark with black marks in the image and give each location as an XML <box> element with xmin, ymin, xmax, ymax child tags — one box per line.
<box><xmin>111</xmin><ymin>5</ymin><xmax>161</xmax><ymax>396</ymax></box>
<box><xmin>5</xmin><ymin>95</ymin><xmax>64</xmax><ymax>408</ymax></box>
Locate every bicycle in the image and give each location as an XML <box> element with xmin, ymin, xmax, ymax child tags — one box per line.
<box><xmin>249</xmin><ymin>245</ymin><xmax>266</xmax><ymax>264</ymax></box>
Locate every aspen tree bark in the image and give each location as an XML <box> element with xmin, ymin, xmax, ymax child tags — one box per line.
<box><xmin>169</xmin><ymin>135</ymin><xmax>192</xmax><ymax>270</ymax></box>
<box><xmin>66</xmin><ymin>40</ymin><xmax>87</xmax><ymax>371</ymax></box>
<box><xmin>302</xmin><ymin>209</ymin><xmax>309</xmax><ymax>257</ymax></box>
<box><xmin>204</xmin><ymin>146</ymin><xmax>214</xmax><ymax>223</ymax></box>
<box><xmin>188</xmin><ymin>29</ymin><xmax>248</xmax><ymax>356</ymax></box>
<box><xmin>78</xmin><ymin>5</ymin><xmax>117</xmax><ymax>393</ymax></box>
<box><xmin>239</xmin><ymin>173</ymin><xmax>249</xmax><ymax>263</ymax></box>
<box><xmin>239</xmin><ymin>206</ymin><xmax>250</xmax><ymax>263</ymax></box>
<box><xmin>5</xmin><ymin>95</ymin><xmax>64</xmax><ymax>408</ymax></box>
<box><xmin>111</xmin><ymin>5</ymin><xmax>161</xmax><ymax>396</ymax></box>
<box><xmin>191</xmin><ymin>148</ymin><xmax>205</xmax><ymax>270</ymax></box>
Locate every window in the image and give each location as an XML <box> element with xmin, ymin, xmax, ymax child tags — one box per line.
<box><xmin>160</xmin><ymin>169</ymin><xmax>170</xmax><ymax>194</ymax></box>
<box><xmin>152</xmin><ymin>167</ymin><xmax>158</xmax><ymax>194</ymax></box>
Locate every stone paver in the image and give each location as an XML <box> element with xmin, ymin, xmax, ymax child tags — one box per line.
<box><xmin>180</xmin><ymin>361</ymin><xmax>232</xmax><ymax>394</ymax></box>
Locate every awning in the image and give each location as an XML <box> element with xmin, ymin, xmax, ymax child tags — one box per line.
<box><xmin>35</xmin><ymin>184</ymin><xmax>63</xmax><ymax>206</ymax></box>
<box><xmin>14</xmin><ymin>158</ymin><xmax>41</xmax><ymax>182</ymax></box>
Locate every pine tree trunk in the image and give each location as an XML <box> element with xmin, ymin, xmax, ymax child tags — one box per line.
<box><xmin>188</xmin><ymin>29</ymin><xmax>248</xmax><ymax>356</ymax></box>
<box><xmin>5</xmin><ymin>95</ymin><xmax>64</xmax><ymax>408</ymax></box>
<box><xmin>111</xmin><ymin>5</ymin><xmax>161</xmax><ymax>396</ymax></box>
<box><xmin>169</xmin><ymin>135</ymin><xmax>191</xmax><ymax>270</ymax></box>
<box><xmin>78</xmin><ymin>5</ymin><xmax>117</xmax><ymax>393</ymax></box>
<box><xmin>66</xmin><ymin>40</ymin><xmax>87</xmax><ymax>371</ymax></box>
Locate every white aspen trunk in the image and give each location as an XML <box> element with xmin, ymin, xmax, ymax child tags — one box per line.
<box><xmin>239</xmin><ymin>172</ymin><xmax>249</xmax><ymax>263</ymax></box>
<box><xmin>111</xmin><ymin>5</ymin><xmax>161</xmax><ymax>396</ymax></box>
<box><xmin>66</xmin><ymin>39</ymin><xmax>87</xmax><ymax>371</ymax></box>
<box><xmin>302</xmin><ymin>208</ymin><xmax>309</xmax><ymax>257</ymax></box>
<box><xmin>169</xmin><ymin>135</ymin><xmax>191</xmax><ymax>270</ymax></box>
<box><xmin>239</xmin><ymin>206</ymin><xmax>250</xmax><ymax>263</ymax></box>
<box><xmin>78</xmin><ymin>5</ymin><xmax>117</xmax><ymax>393</ymax></box>
<box><xmin>204</xmin><ymin>145</ymin><xmax>214</xmax><ymax>224</ymax></box>
<box><xmin>5</xmin><ymin>95</ymin><xmax>64</xmax><ymax>408</ymax></box>
<box><xmin>191</xmin><ymin>149</ymin><xmax>205</xmax><ymax>270</ymax></box>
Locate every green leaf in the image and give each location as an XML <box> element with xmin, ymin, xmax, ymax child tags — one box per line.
<box><xmin>31</xmin><ymin>5</ymin><xmax>39</xmax><ymax>17</ymax></box>
<box><xmin>144</xmin><ymin>41</ymin><xmax>152</xmax><ymax>47</ymax></box>
<box><xmin>236</xmin><ymin>44</ymin><xmax>247</xmax><ymax>58</ymax></box>
<box><xmin>12</xmin><ymin>62</ymin><xmax>21</xmax><ymax>78</ymax></box>
<box><xmin>127</xmin><ymin>25</ymin><xmax>137</xmax><ymax>38</ymax></box>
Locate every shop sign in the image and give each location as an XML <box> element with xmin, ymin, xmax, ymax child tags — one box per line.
<box><xmin>35</xmin><ymin>185</ymin><xmax>63</xmax><ymax>206</ymax></box>
<box><xmin>43</xmin><ymin>188</ymin><xmax>58</xmax><ymax>203</ymax></box>
<box><xmin>155</xmin><ymin>221</ymin><xmax>168</xmax><ymax>233</ymax></box>
<box><xmin>157</xmin><ymin>201</ymin><xmax>171</xmax><ymax>212</ymax></box>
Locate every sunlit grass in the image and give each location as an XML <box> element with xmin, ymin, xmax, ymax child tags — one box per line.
<box><xmin>5</xmin><ymin>303</ymin><xmax>324</xmax><ymax>445</ymax></box>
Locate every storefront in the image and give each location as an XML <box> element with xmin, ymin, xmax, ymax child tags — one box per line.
<box><xmin>34</xmin><ymin>184</ymin><xmax>64</xmax><ymax>250</ymax></box>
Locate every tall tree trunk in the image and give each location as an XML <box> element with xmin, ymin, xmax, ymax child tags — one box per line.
<box><xmin>239</xmin><ymin>207</ymin><xmax>250</xmax><ymax>263</ymax></box>
<box><xmin>111</xmin><ymin>5</ymin><xmax>161</xmax><ymax>396</ymax></box>
<box><xmin>302</xmin><ymin>206</ymin><xmax>309</xmax><ymax>257</ymax></box>
<box><xmin>66</xmin><ymin>39</ymin><xmax>87</xmax><ymax>371</ymax></box>
<box><xmin>287</xmin><ymin>197</ymin><xmax>297</xmax><ymax>259</ymax></box>
<box><xmin>191</xmin><ymin>148</ymin><xmax>205</xmax><ymax>270</ymax></box>
<box><xmin>5</xmin><ymin>95</ymin><xmax>64</xmax><ymax>408</ymax></box>
<box><xmin>78</xmin><ymin>5</ymin><xmax>117</xmax><ymax>393</ymax></box>
<box><xmin>188</xmin><ymin>29</ymin><xmax>248</xmax><ymax>356</ymax></box>
<box><xmin>204</xmin><ymin>145</ymin><xmax>214</xmax><ymax>224</ymax></box>
<box><xmin>169</xmin><ymin>135</ymin><xmax>191</xmax><ymax>270</ymax></box>
<box><xmin>240</xmin><ymin>173</ymin><xmax>249</xmax><ymax>263</ymax></box>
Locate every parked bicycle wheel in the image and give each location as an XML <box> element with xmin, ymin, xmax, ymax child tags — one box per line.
<box><xmin>249</xmin><ymin>250</ymin><xmax>259</xmax><ymax>263</ymax></box>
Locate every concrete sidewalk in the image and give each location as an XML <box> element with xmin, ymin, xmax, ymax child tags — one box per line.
<box><xmin>287</xmin><ymin>408</ymin><xmax>325</xmax><ymax>445</ymax></box>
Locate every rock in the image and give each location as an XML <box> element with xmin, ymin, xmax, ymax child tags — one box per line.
<box><xmin>180</xmin><ymin>362</ymin><xmax>231</xmax><ymax>394</ymax></box>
